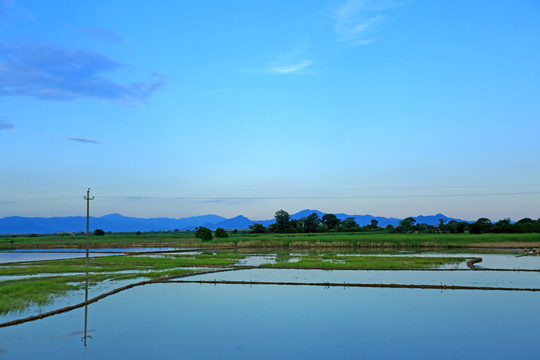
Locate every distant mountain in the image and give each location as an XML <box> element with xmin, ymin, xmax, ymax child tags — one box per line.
<box><xmin>0</xmin><ymin>214</ymin><xmax>226</xmax><ymax>234</ymax></box>
<box><xmin>291</xmin><ymin>209</ymin><xmax>326</xmax><ymax>220</ymax></box>
<box><xmin>213</xmin><ymin>215</ymin><xmax>254</xmax><ymax>230</ymax></box>
<box><xmin>0</xmin><ymin>210</ymin><xmax>471</xmax><ymax>234</ymax></box>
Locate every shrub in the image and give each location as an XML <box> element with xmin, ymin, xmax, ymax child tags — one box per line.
<box><xmin>215</xmin><ymin>228</ymin><xmax>228</xmax><ymax>238</ymax></box>
<box><xmin>195</xmin><ymin>226</ymin><xmax>213</xmax><ymax>241</ymax></box>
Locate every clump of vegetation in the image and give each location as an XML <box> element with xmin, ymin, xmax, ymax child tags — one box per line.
<box><xmin>0</xmin><ymin>279</ymin><xmax>79</xmax><ymax>315</ymax></box>
<box><xmin>263</xmin><ymin>254</ymin><xmax>467</xmax><ymax>270</ymax></box>
<box><xmin>195</xmin><ymin>226</ymin><xmax>213</xmax><ymax>241</ymax></box>
<box><xmin>0</xmin><ymin>252</ymin><xmax>251</xmax><ymax>315</ymax></box>
<box><xmin>215</xmin><ymin>228</ymin><xmax>228</xmax><ymax>238</ymax></box>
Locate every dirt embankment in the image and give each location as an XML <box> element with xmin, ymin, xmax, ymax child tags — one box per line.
<box><xmin>468</xmin><ymin>242</ymin><xmax>540</xmax><ymax>249</ymax></box>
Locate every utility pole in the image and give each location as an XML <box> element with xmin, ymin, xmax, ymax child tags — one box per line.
<box><xmin>84</xmin><ymin>188</ymin><xmax>94</xmax><ymax>266</ymax></box>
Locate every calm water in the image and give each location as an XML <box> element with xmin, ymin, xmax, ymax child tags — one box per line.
<box><xmin>0</xmin><ymin>248</ymin><xmax>178</xmax><ymax>263</ymax></box>
<box><xmin>189</xmin><ymin>268</ymin><xmax>540</xmax><ymax>289</ymax></box>
<box><xmin>1</xmin><ymin>282</ymin><xmax>539</xmax><ymax>359</ymax></box>
<box><xmin>1</xmin><ymin>250</ymin><xmax>539</xmax><ymax>359</ymax></box>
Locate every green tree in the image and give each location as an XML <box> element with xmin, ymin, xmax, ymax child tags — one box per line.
<box><xmin>396</xmin><ymin>217</ymin><xmax>416</xmax><ymax>233</ymax></box>
<box><xmin>340</xmin><ymin>217</ymin><xmax>360</xmax><ymax>232</ymax></box>
<box><xmin>370</xmin><ymin>219</ymin><xmax>379</xmax><ymax>230</ymax></box>
<box><xmin>215</xmin><ymin>227</ymin><xmax>228</xmax><ymax>238</ymax></box>
<box><xmin>493</xmin><ymin>218</ymin><xmax>512</xmax><ymax>233</ymax></box>
<box><xmin>514</xmin><ymin>218</ymin><xmax>534</xmax><ymax>233</ymax></box>
<box><xmin>321</xmin><ymin>214</ymin><xmax>341</xmax><ymax>230</ymax></box>
<box><xmin>290</xmin><ymin>219</ymin><xmax>304</xmax><ymax>233</ymax></box>
<box><xmin>194</xmin><ymin>226</ymin><xmax>213</xmax><ymax>241</ymax></box>
<box><xmin>447</xmin><ymin>220</ymin><xmax>467</xmax><ymax>234</ymax></box>
<box><xmin>469</xmin><ymin>218</ymin><xmax>492</xmax><ymax>234</ymax></box>
<box><xmin>93</xmin><ymin>229</ymin><xmax>105</xmax><ymax>236</ymax></box>
<box><xmin>438</xmin><ymin>218</ymin><xmax>446</xmax><ymax>231</ymax></box>
<box><xmin>249</xmin><ymin>223</ymin><xmax>267</xmax><ymax>233</ymax></box>
<box><xmin>302</xmin><ymin>213</ymin><xmax>321</xmax><ymax>233</ymax></box>
<box><xmin>272</xmin><ymin>209</ymin><xmax>291</xmax><ymax>233</ymax></box>
<box><xmin>400</xmin><ymin>217</ymin><xmax>416</xmax><ymax>228</ymax></box>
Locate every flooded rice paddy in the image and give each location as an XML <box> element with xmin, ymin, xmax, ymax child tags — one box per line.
<box><xmin>1</xmin><ymin>248</ymin><xmax>539</xmax><ymax>359</ymax></box>
<box><xmin>0</xmin><ymin>248</ymin><xmax>179</xmax><ymax>264</ymax></box>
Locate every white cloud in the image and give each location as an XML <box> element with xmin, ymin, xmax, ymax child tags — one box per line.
<box><xmin>335</xmin><ymin>0</ymin><xmax>409</xmax><ymax>47</ymax></box>
<box><xmin>268</xmin><ymin>60</ymin><xmax>313</xmax><ymax>75</ymax></box>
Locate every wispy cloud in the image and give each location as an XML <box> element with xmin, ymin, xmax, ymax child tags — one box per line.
<box><xmin>0</xmin><ymin>116</ymin><xmax>14</xmax><ymax>131</ymax></box>
<box><xmin>61</xmin><ymin>137</ymin><xmax>100</xmax><ymax>144</ymax></box>
<box><xmin>267</xmin><ymin>60</ymin><xmax>313</xmax><ymax>75</ymax></box>
<box><xmin>74</xmin><ymin>26</ymin><xmax>123</xmax><ymax>44</ymax></box>
<box><xmin>0</xmin><ymin>42</ymin><xmax>166</xmax><ymax>104</ymax></box>
<box><xmin>335</xmin><ymin>0</ymin><xmax>409</xmax><ymax>47</ymax></box>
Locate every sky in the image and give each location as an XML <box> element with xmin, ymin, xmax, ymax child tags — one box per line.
<box><xmin>1</xmin><ymin>0</ymin><xmax>539</xmax><ymax>222</ymax></box>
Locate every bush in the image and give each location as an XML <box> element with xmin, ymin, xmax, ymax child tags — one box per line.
<box><xmin>93</xmin><ymin>229</ymin><xmax>105</xmax><ymax>236</ymax></box>
<box><xmin>215</xmin><ymin>228</ymin><xmax>228</xmax><ymax>238</ymax></box>
<box><xmin>194</xmin><ymin>226</ymin><xmax>213</xmax><ymax>241</ymax></box>
<box><xmin>249</xmin><ymin>223</ymin><xmax>267</xmax><ymax>234</ymax></box>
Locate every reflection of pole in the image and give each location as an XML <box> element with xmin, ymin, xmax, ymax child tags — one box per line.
<box><xmin>83</xmin><ymin>190</ymin><xmax>93</xmax><ymax>348</ymax></box>
<box><xmin>83</xmin><ymin>272</ymin><xmax>89</xmax><ymax>348</ymax></box>
<box><xmin>84</xmin><ymin>188</ymin><xmax>94</xmax><ymax>266</ymax></box>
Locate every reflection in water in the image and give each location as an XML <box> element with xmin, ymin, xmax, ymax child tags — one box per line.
<box><xmin>2</xmin><ymin>282</ymin><xmax>539</xmax><ymax>359</ymax></box>
<box><xmin>83</xmin><ymin>272</ymin><xmax>90</xmax><ymax>348</ymax></box>
<box><xmin>1</xmin><ymin>249</ymin><xmax>539</xmax><ymax>358</ymax></box>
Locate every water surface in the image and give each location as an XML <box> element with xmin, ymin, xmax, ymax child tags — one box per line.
<box><xmin>1</xmin><ymin>282</ymin><xmax>539</xmax><ymax>359</ymax></box>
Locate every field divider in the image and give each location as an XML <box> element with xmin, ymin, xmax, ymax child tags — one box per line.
<box><xmin>164</xmin><ymin>279</ymin><xmax>540</xmax><ymax>292</ymax></box>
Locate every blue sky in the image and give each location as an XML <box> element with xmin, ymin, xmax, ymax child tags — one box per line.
<box><xmin>1</xmin><ymin>0</ymin><xmax>539</xmax><ymax>221</ymax></box>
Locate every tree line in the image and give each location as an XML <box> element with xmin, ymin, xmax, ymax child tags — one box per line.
<box><xmin>247</xmin><ymin>210</ymin><xmax>540</xmax><ymax>235</ymax></box>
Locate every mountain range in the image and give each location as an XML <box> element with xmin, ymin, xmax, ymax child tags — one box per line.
<box><xmin>0</xmin><ymin>210</ymin><xmax>469</xmax><ymax>234</ymax></box>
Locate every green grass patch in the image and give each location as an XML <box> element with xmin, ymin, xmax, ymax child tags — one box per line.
<box><xmin>0</xmin><ymin>253</ymin><xmax>246</xmax><ymax>277</ymax></box>
<box><xmin>0</xmin><ymin>252</ymin><xmax>247</xmax><ymax>315</ymax></box>
<box><xmin>3</xmin><ymin>231</ymin><xmax>540</xmax><ymax>250</ymax></box>
<box><xmin>263</xmin><ymin>255</ymin><xmax>467</xmax><ymax>270</ymax></box>
<box><xmin>0</xmin><ymin>279</ymin><xmax>79</xmax><ymax>315</ymax></box>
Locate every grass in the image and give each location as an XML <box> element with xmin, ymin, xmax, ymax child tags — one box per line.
<box><xmin>0</xmin><ymin>253</ymin><xmax>246</xmax><ymax>276</ymax></box>
<box><xmin>0</xmin><ymin>279</ymin><xmax>79</xmax><ymax>315</ymax></box>
<box><xmin>0</xmin><ymin>246</ymin><xmax>526</xmax><ymax>317</ymax></box>
<box><xmin>263</xmin><ymin>254</ymin><xmax>468</xmax><ymax>270</ymax></box>
<box><xmin>2</xmin><ymin>231</ymin><xmax>540</xmax><ymax>250</ymax></box>
<box><xmin>0</xmin><ymin>252</ymin><xmax>247</xmax><ymax>315</ymax></box>
<box><xmin>0</xmin><ymin>267</ymin><xmax>202</xmax><ymax>316</ymax></box>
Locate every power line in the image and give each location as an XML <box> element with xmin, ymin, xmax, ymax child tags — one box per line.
<box><xmin>99</xmin><ymin>192</ymin><xmax>540</xmax><ymax>200</ymax></box>
<box><xmin>92</xmin><ymin>183</ymin><xmax>540</xmax><ymax>192</ymax></box>
<box><xmin>2</xmin><ymin>188</ymin><xmax>540</xmax><ymax>204</ymax></box>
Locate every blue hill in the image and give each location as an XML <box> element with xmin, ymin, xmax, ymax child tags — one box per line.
<box><xmin>0</xmin><ymin>211</ymin><xmax>471</xmax><ymax>234</ymax></box>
